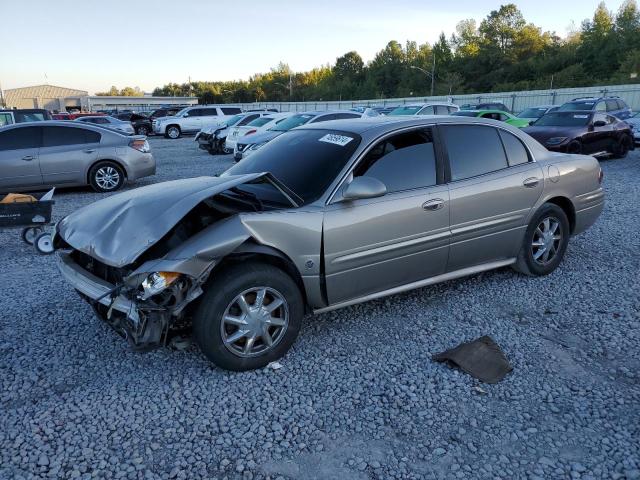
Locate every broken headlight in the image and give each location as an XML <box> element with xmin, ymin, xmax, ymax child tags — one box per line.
<box><xmin>138</xmin><ymin>272</ymin><xmax>181</xmax><ymax>300</ymax></box>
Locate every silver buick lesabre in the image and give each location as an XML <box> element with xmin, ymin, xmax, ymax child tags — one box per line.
<box><xmin>54</xmin><ymin>116</ymin><xmax>604</xmax><ymax>371</ymax></box>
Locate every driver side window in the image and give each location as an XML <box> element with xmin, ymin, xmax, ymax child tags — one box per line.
<box><xmin>353</xmin><ymin>128</ymin><xmax>437</xmax><ymax>193</ymax></box>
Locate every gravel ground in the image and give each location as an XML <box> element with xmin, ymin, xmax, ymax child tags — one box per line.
<box><xmin>1</xmin><ymin>136</ymin><xmax>639</xmax><ymax>480</ymax></box>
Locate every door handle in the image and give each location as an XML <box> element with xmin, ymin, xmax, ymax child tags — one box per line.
<box><xmin>422</xmin><ymin>198</ymin><xmax>445</xmax><ymax>211</ymax></box>
<box><xmin>523</xmin><ymin>177</ymin><xmax>540</xmax><ymax>188</ymax></box>
<box><xmin>83</xmin><ymin>149</ymin><xmax>96</xmax><ymax>154</ymax></box>
<box><xmin>21</xmin><ymin>155</ymin><xmax>35</xmax><ymax>161</ymax></box>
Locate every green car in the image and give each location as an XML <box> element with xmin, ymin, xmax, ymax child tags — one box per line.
<box><xmin>451</xmin><ymin>109</ymin><xmax>531</xmax><ymax>128</ymax></box>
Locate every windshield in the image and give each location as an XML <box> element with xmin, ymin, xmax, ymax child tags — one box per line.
<box><xmin>14</xmin><ymin>112</ymin><xmax>46</xmax><ymax>122</ymax></box>
<box><xmin>557</xmin><ymin>101</ymin><xmax>595</xmax><ymax>111</ymax></box>
<box><xmin>247</xmin><ymin>117</ymin><xmax>273</xmax><ymax>127</ymax></box>
<box><xmin>532</xmin><ymin>112</ymin><xmax>591</xmax><ymax>127</ymax></box>
<box><xmin>174</xmin><ymin>107</ymin><xmax>190</xmax><ymax>117</ymax></box>
<box><xmin>224</xmin><ymin>129</ymin><xmax>361</xmax><ymax>205</ymax></box>
<box><xmin>268</xmin><ymin>114</ymin><xmax>315</xmax><ymax>132</ymax></box>
<box><xmin>518</xmin><ymin>108</ymin><xmax>549</xmax><ymax>118</ymax></box>
<box><xmin>388</xmin><ymin>106</ymin><xmax>422</xmax><ymax>116</ymax></box>
<box><xmin>225</xmin><ymin>114</ymin><xmax>245</xmax><ymax>126</ymax></box>
<box><xmin>451</xmin><ymin>111</ymin><xmax>480</xmax><ymax>117</ymax></box>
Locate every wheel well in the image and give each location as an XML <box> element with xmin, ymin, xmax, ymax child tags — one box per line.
<box><xmin>546</xmin><ymin>197</ymin><xmax>576</xmax><ymax>233</ymax></box>
<box><xmin>166</xmin><ymin>124</ymin><xmax>181</xmax><ymax>132</ymax></box>
<box><xmin>87</xmin><ymin>159</ymin><xmax>128</xmax><ymax>184</ymax></box>
<box><xmin>212</xmin><ymin>246</ymin><xmax>310</xmax><ymax>312</ymax></box>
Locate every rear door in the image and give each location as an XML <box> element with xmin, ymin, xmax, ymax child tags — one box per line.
<box><xmin>0</xmin><ymin>126</ymin><xmax>43</xmax><ymax>189</ymax></box>
<box><xmin>441</xmin><ymin>124</ymin><xmax>543</xmax><ymax>271</ymax></box>
<box><xmin>323</xmin><ymin>127</ymin><xmax>450</xmax><ymax>303</ymax></box>
<box><xmin>39</xmin><ymin>126</ymin><xmax>100</xmax><ymax>185</ymax></box>
<box><xmin>182</xmin><ymin>108</ymin><xmax>205</xmax><ymax>132</ymax></box>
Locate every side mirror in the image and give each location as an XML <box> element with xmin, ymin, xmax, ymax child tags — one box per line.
<box><xmin>342</xmin><ymin>176</ymin><xmax>387</xmax><ymax>201</ymax></box>
<box><xmin>593</xmin><ymin>120</ymin><xmax>606</xmax><ymax>128</ymax></box>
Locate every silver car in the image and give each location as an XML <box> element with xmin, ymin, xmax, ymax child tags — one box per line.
<box><xmin>54</xmin><ymin>116</ymin><xmax>604</xmax><ymax>370</ymax></box>
<box><xmin>0</xmin><ymin>121</ymin><xmax>155</xmax><ymax>193</ymax></box>
<box><xmin>75</xmin><ymin>116</ymin><xmax>136</xmax><ymax>135</ymax></box>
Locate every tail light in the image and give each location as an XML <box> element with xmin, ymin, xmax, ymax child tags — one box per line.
<box><xmin>598</xmin><ymin>167</ymin><xmax>604</xmax><ymax>184</ymax></box>
<box><xmin>244</xmin><ymin>129</ymin><xmax>257</xmax><ymax>136</ymax></box>
<box><xmin>129</xmin><ymin>139</ymin><xmax>150</xmax><ymax>153</ymax></box>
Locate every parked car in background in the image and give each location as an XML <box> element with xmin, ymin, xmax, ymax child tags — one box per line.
<box><xmin>53</xmin><ymin>116</ymin><xmax>604</xmax><ymax>370</ymax></box>
<box><xmin>153</xmin><ymin>105</ymin><xmax>243</xmax><ymax>139</ymax></box>
<box><xmin>349</xmin><ymin>106</ymin><xmax>381</xmax><ymax>117</ymax></box>
<box><xmin>516</xmin><ymin>105</ymin><xmax>559</xmax><ymax>123</ymax></box>
<box><xmin>623</xmin><ymin>111</ymin><xmax>640</xmax><ymax>144</ymax></box>
<box><xmin>196</xmin><ymin>111</ymin><xmax>274</xmax><ymax>155</ymax></box>
<box><xmin>557</xmin><ymin>96</ymin><xmax>632</xmax><ymax>119</ymax></box>
<box><xmin>233</xmin><ymin>110</ymin><xmax>363</xmax><ymax>161</ymax></box>
<box><xmin>0</xmin><ymin>109</ymin><xmax>52</xmax><ymax>126</ymax></box>
<box><xmin>460</xmin><ymin>102</ymin><xmax>511</xmax><ymax>113</ymax></box>
<box><xmin>148</xmin><ymin>107</ymin><xmax>186</xmax><ymax>122</ymax></box>
<box><xmin>115</xmin><ymin>112</ymin><xmax>153</xmax><ymax>136</ymax></box>
<box><xmin>387</xmin><ymin>103</ymin><xmax>459</xmax><ymax>116</ymax></box>
<box><xmin>0</xmin><ymin>121</ymin><xmax>155</xmax><ymax>193</ymax></box>
<box><xmin>523</xmin><ymin>110</ymin><xmax>634</xmax><ymax>157</ymax></box>
<box><xmin>452</xmin><ymin>109</ymin><xmax>530</xmax><ymax>128</ymax></box>
<box><xmin>75</xmin><ymin>116</ymin><xmax>135</xmax><ymax>135</ymax></box>
<box><xmin>225</xmin><ymin>112</ymin><xmax>295</xmax><ymax>152</ymax></box>
<box><xmin>371</xmin><ymin>106</ymin><xmax>397</xmax><ymax>115</ymax></box>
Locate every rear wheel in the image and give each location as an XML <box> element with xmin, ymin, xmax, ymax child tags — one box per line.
<box><xmin>611</xmin><ymin>134</ymin><xmax>631</xmax><ymax>158</ymax></box>
<box><xmin>89</xmin><ymin>161</ymin><xmax>125</xmax><ymax>193</ymax></box>
<box><xmin>136</xmin><ymin>125</ymin><xmax>149</xmax><ymax>136</ymax></box>
<box><xmin>194</xmin><ymin>263</ymin><xmax>304</xmax><ymax>371</ymax></box>
<box><xmin>514</xmin><ymin>203</ymin><xmax>570</xmax><ymax>276</ymax></box>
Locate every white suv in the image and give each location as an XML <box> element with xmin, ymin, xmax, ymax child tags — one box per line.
<box><xmin>153</xmin><ymin>105</ymin><xmax>242</xmax><ymax>139</ymax></box>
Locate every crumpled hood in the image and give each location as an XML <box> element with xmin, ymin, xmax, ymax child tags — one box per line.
<box><xmin>522</xmin><ymin>125</ymin><xmax>585</xmax><ymax>143</ymax></box>
<box><xmin>236</xmin><ymin>130</ymin><xmax>282</xmax><ymax>147</ymax></box>
<box><xmin>57</xmin><ymin>173</ymin><xmax>267</xmax><ymax>267</ymax></box>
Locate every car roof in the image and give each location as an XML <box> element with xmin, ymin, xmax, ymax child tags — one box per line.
<box><xmin>393</xmin><ymin>103</ymin><xmax>455</xmax><ymax>107</ymax></box>
<box><xmin>0</xmin><ymin>120</ymin><xmax>122</xmax><ymax>132</ymax></box>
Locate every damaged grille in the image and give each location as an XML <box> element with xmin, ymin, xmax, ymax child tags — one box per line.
<box><xmin>70</xmin><ymin>250</ymin><xmax>128</xmax><ymax>285</ymax></box>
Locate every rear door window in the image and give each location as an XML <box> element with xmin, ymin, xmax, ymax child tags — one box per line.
<box><xmin>0</xmin><ymin>126</ymin><xmax>42</xmax><ymax>150</ymax></box>
<box><xmin>441</xmin><ymin>125</ymin><xmax>509</xmax><ymax>181</ymax></box>
<box><xmin>354</xmin><ymin>128</ymin><xmax>437</xmax><ymax>192</ymax></box>
<box><xmin>435</xmin><ymin>105</ymin><xmax>449</xmax><ymax>115</ymax></box>
<box><xmin>221</xmin><ymin>107</ymin><xmax>242</xmax><ymax>115</ymax></box>
<box><xmin>498</xmin><ymin>130</ymin><xmax>529</xmax><ymax>166</ymax></box>
<box><xmin>42</xmin><ymin>126</ymin><xmax>101</xmax><ymax>147</ymax></box>
<box><xmin>200</xmin><ymin>108</ymin><xmax>218</xmax><ymax>116</ymax></box>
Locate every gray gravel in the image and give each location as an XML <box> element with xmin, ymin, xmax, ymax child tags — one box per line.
<box><xmin>1</xmin><ymin>137</ymin><xmax>639</xmax><ymax>480</ymax></box>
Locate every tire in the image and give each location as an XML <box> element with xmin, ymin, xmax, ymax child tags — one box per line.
<box><xmin>165</xmin><ymin>125</ymin><xmax>181</xmax><ymax>139</ymax></box>
<box><xmin>21</xmin><ymin>226</ymin><xmax>43</xmax><ymax>245</ymax></box>
<box><xmin>194</xmin><ymin>263</ymin><xmax>304</xmax><ymax>371</ymax></box>
<box><xmin>566</xmin><ymin>140</ymin><xmax>582</xmax><ymax>154</ymax></box>
<box><xmin>136</xmin><ymin>125</ymin><xmax>149</xmax><ymax>136</ymax></box>
<box><xmin>89</xmin><ymin>161</ymin><xmax>125</xmax><ymax>193</ymax></box>
<box><xmin>34</xmin><ymin>232</ymin><xmax>54</xmax><ymax>255</ymax></box>
<box><xmin>513</xmin><ymin>203</ymin><xmax>571</xmax><ymax>276</ymax></box>
<box><xmin>611</xmin><ymin>135</ymin><xmax>630</xmax><ymax>159</ymax></box>
<box><xmin>207</xmin><ymin>147</ymin><xmax>217</xmax><ymax>155</ymax></box>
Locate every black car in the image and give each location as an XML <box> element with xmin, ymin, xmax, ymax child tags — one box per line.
<box><xmin>522</xmin><ymin>110</ymin><xmax>634</xmax><ymax>157</ymax></box>
<box><xmin>556</xmin><ymin>96</ymin><xmax>633</xmax><ymax>120</ymax></box>
<box><xmin>149</xmin><ymin>107</ymin><xmax>186</xmax><ymax>121</ymax></box>
<box><xmin>115</xmin><ymin>112</ymin><xmax>152</xmax><ymax>136</ymax></box>
<box><xmin>461</xmin><ymin>102</ymin><xmax>511</xmax><ymax>113</ymax></box>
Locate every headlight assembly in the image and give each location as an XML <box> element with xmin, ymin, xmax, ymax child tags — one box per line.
<box><xmin>139</xmin><ymin>272</ymin><xmax>181</xmax><ymax>300</ymax></box>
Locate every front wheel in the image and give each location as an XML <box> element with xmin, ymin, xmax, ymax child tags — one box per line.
<box><xmin>165</xmin><ymin>125</ymin><xmax>181</xmax><ymax>139</ymax></box>
<box><xmin>89</xmin><ymin>161</ymin><xmax>125</xmax><ymax>193</ymax></box>
<box><xmin>611</xmin><ymin>135</ymin><xmax>631</xmax><ymax>159</ymax></box>
<box><xmin>513</xmin><ymin>203</ymin><xmax>570</xmax><ymax>276</ymax></box>
<box><xmin>194</xmin><ymin>263</ymin><xmax>304</xmax><ymax>371</ymax></box>
<box><xmin>136</xmin><ymin>125</ymin><xmax>149</xmax><ymax>136</ymax></box>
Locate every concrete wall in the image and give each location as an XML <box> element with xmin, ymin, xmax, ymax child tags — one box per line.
<box><xmin>234</xmin><ymin>83</ymin><xmax>640</xmax><ymax>113</ymax></box>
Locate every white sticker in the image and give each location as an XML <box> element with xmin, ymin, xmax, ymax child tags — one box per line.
<box><xmin>573</xmin><ymin>114</ymin><xmax>589</xmax><ymax>118</ymax></box>
<box><xmin>319</xmin><ymin>133</ymin><xmax>354</xmax><ymax>147</ymax></box>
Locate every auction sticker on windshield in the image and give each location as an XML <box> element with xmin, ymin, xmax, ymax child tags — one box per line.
<box><xmin>574</xmin><ymin>114</ymin><xmax>589</xmax><ymax>118</ymax></box>
<box><xmin>319</xmin><ymin>133</ymin><xmax>354</xmax><ymax>147</ymax></box>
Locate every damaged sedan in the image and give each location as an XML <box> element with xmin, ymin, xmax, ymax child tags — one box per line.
<box><xmin>54</xmin><ymin>116</ymin><xmax>604</xmax><ymax>371</ymax></box>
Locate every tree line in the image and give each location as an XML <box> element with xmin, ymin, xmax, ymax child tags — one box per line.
<box><xmin>107</xmin><ymin>1</ymin><xmax>640</xmax><ymax>103</ymax></box>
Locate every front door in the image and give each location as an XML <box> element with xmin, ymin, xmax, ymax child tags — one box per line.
<box><xmin>182</xmin><ymin>109</ymin><xmax>204</xmax><ymax>132</ymax></box>
<box><xmin>0</xmin><ymin>126</ymin><xmax>43</xmax><ymax>190</ymax></box>
<box><xmin>440</xmin><ymin>124</ymin><xmax>544</xmax><ymax>271</ymax></box>
<box><xmin>323</xmin><ymin>127</ymin><xmax>450</xmax><ymax>304</ymax></box>
<box><xmin>39</xmin><ymin>126</ymin><xmax>100</xmax><ymax>185</ymax></box>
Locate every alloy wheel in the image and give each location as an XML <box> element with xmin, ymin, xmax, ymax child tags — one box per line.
<box><xmin>531</xmin><ymin>217</ymin><xmax>562</xmax><ymax>265</ymax></box>
<box><xmin>95</xmin><ymin>166</ymin><xmax>120</xmax><ymax>191</ymax></box>
<box><xmin>168</xmin><ymin>127</ymin><xmax>179</xmax><ymax>139</ymax></box>
<box><xmin>220</xmin><ymin>287</ymin><xmax>289</xmax><ymax>358</ymax></box>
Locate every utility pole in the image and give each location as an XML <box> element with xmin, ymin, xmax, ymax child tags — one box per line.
<box><xmin>430</xmin><ymin>54</ymin><xmax>435</xmax><ymax>97</ymax></box>
<box><xmin>550</xmin><ymin>74</ymin><xmax>554</xmax><ymax>90</ymax></box>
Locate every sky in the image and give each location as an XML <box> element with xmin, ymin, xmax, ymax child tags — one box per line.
<box><xmin>0</xmin><ymin>0</ymin><xmax>628</xmax><ymax>94</ymax></box>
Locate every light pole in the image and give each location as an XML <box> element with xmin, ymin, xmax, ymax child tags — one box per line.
<box><xmin>411</xmin><ymin>56</ymin><xmax>435</xmax><ymax>97</ymax></box>
<box><xmin>274</xmin><ymin>73</ymin><xmax>293</xmax><ymax>101</ymax></box>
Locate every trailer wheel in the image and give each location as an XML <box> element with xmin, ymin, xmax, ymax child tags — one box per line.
<box><xmin>22</xmin><ymin>226</ymin><xmax>44</xmax><ymax>245</ymax></box>
<box><xmin>34</xmin><ymin>232</ymin><xmax>54</xmax><ymax>255</ymax></box>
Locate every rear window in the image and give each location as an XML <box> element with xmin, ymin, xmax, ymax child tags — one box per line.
<box><xmin>222</xmin><ymin>107</ymin><xmax>242</xmax><ymax>115</ymax></box>
<box><xmin>225</xmin><ymin>129</ymin><xmax>361</xmax><ymax>205</ymax></box>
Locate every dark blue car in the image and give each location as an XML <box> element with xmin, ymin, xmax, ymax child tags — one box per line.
<box><xmin>557</xmin><ymin>96</ymin><xmax>632</xmax><ymax>120</ymax></box>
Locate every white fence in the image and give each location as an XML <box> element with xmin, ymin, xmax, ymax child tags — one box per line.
<box><xmin>237</xmin><ymin>83</ymin><xmax>640</xmax><ymax>113</ymax></box>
